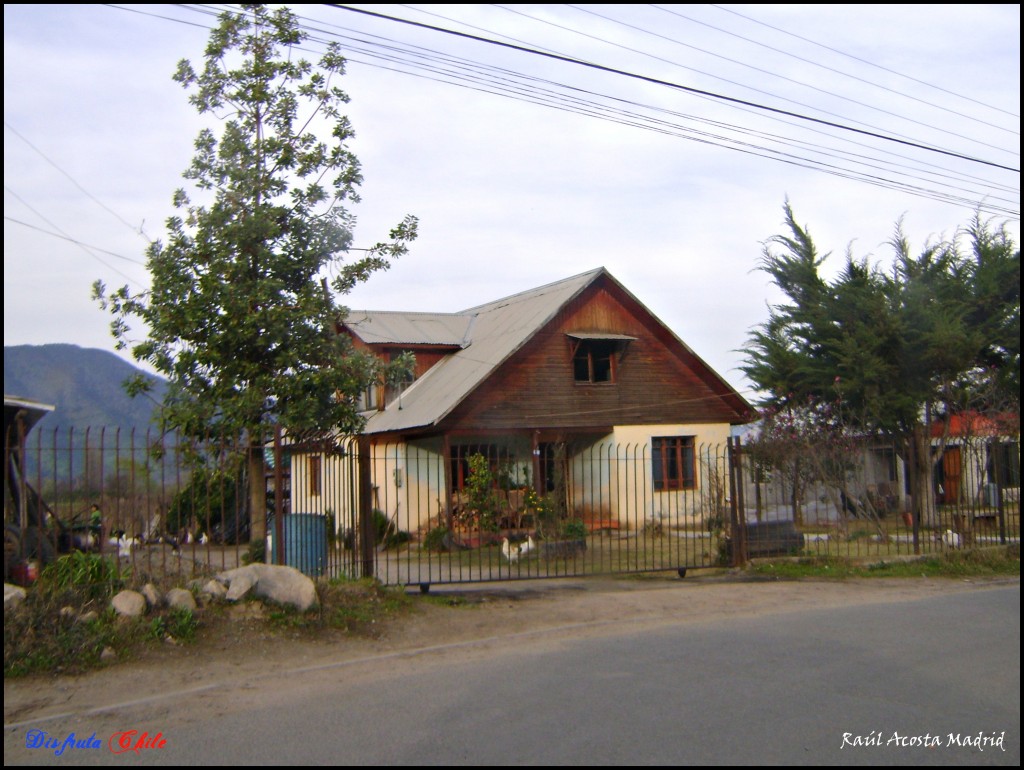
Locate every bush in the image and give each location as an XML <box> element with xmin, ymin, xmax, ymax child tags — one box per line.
<box><xmin>562</xmin><ymin>518</ymin><xmax>588</xmax><ymax>540</ymax></box>
<box><xmin>38</xmin><ymin>552</ymin><xmax>122</xmax><ymax>602</ymax></box>
<box><xmin>423</xmin><ymin>526</ymin><xmax>450</xmax><ymax>552</ymax></box>
<box><xmin>373</xmin><ymin>509</ymin><xmax>410</xmax><ymax>549</ymax></box>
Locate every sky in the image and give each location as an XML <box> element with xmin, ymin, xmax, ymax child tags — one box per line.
<box><xmin>4</xmin><ymin>4</ymin><xmax>1020</xmax><ymax>402</ymax></box>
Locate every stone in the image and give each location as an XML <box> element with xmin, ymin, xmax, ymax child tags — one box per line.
<box><xmin>4</xmin><ymin>583</ymin><xmax>27</xmax><ymax>612</ymax></box>
<box><xmin>111</xmin><ymin>589</ymin><xmax>147</xmax><ymax>617</ymax></box>
<box><xmin>141</xmin><ymin>583</ymin><xmax>162</xmax><ymax>608</ymax></box>
<box><xmin>223</xmin><ymin>570</ymin><xmax>257</xmax><ymax>602</ymax></box>
<box><xmin>215</xmin><ymin>564</ymin><xmax>318</xmax><ymax>612</ymax></box>
<box><xmin>201</xmin><ymin>579</ymin><xmax>227</xmax><ymax>600</ymax></box>
<box><xmin>166</xmin><ymin>587</ymin><xmax>197</xmax><ymax>612</ymax></box>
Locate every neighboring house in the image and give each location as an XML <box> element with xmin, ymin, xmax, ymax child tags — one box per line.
<box><xmin>931</xmin><ymin>412</ymin><xmax>1021</xmax><ymax>507</ymax></box>
<box><xmin>732</xmin><ymin>420</ymin><xmax>909</xmax><ymax>524</ymax></box>
<box><xmin>290</xmin><ymin>268</ymin><xmax>755</xmax><ymax>536</ymax></box>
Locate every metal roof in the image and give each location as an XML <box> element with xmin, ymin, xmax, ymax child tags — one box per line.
<box><xmin>4</xmin><ymin>394</ymin><xmax>56</xmax><ymax>435</ymax></box>
<box><xmin>352</xmin><ymin>268</ymin><xmax>604</xmax><ymax>434</ymax></box>
<box><xmin>347</xmin><ymin>267</ymin><xmax>753</xmax><ymax>434</ymax></box>
<box><xmin>344</xmin><ymin>311</ymin><xmax>473</xmax><ymax>347</ymax></box>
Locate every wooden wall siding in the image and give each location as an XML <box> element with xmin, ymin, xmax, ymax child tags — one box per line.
<box><xmin>344</xmin><ymin>333</ymin><xmax>449</xmax><ymax>380</ymax></box>
<box><xmin>400</xmin><ymin>349</ymin><xmax>449</xmax><ymax>379</ymax></box>
<box><xmin>443</xmin><ymin>281</ymin><xmax>745</xmax><ymax>431</ymax></box>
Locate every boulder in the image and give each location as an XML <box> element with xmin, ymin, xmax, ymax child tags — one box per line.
<box><xmin>166</xmin><ymin>587</ymin><xmax>197</xmax><ymax>612</ymax></box>
<box><xmin>200</xmin><ymin>579</ymin><xmax>227</xmax><ymax>600</ymax></box>
<box><xmin>111</xmin><ymin>589</ymin><xmax>147</xmax><ymax>617</ymax></box>
<box><xmin>215</xmin><ymin>564</ymin><xmax>317</xmax><ymax>612</ymax></box>
<box><xmin>4</xmin><ymin>583</ymin><xmax>27</xmax><ymax>612</ymax></box>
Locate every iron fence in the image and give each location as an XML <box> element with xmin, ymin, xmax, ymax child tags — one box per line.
<box><xmin>5</xmin><ymin>425</ymin><xmax>1020</xmax><ymax>587</ymax></box>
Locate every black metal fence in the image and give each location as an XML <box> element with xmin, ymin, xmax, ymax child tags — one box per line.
<box><xmin>5</xmin><ymin>426</ymin><xmax>1020</xmax><ymax>587</ymax></box>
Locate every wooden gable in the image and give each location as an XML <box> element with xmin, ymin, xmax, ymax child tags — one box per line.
<box><xmin>440</xmin><ymin>273</ymin><xmax>752</xmax><ymax>432</ymax></box>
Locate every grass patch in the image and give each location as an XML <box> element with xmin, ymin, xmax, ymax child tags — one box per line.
<box><xmin>5</xmin><ymin>553</ymin><xmax>201</xmax><ymax>677</ymax></box>
<box><xmin>418</xmin><ymin>593</ymin><xmax>473</xmax><ymax>608</ymax></box>
<box><xmin>4</xmin><ymin>592</ymin><xmax>199</xmax><ymax>678</ymax></box>
<box><xmin>265</xmin><ymin>577</ymin><xmax>413</xmax><ymax>634</ymax></box>
<box><xmin>749</xmin><ymin>547</ymin><xmax>1020</xmax><ymax>580</ymax></box>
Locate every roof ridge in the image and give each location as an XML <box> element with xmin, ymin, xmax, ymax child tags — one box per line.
<box><xmin>459</xmin><ymin>267</ymin><xmax>606</xmax><ymax>314</ymax></box>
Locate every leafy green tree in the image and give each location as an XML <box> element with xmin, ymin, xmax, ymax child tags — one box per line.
<box><xmin>95</xmin><ymin>5</ymin><xmax>417</xmax><ymax>541</ymax></box>
<box><xmin>743</xmin><ymin>203</ymin><xmax>1019</xmax><ymax>528</ymax></box>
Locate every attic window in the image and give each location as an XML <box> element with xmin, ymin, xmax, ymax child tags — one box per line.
<box><xmin>568</xmin><ymin>333</ymin><xmax>635</xmax><ymax>384</ymax></box>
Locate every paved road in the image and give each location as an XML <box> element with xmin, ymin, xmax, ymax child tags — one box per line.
<box><xmin>5</xmin><ymin>582</ymin><xmax>1019</xmax><ymax>765</ymax></box>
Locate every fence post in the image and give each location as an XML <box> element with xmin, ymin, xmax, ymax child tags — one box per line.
<box><xmin>273</xmin><ymin>425</ymin><xmax>284</xmax><ymax>566</ymax></box>
<box><xmin>358</xmin><ymin>435</ymin><xmax>375</xmax><ymax>579</ymax></box>
<box><xmin>991</xmin><ymin>437</ymin><xmax>1007</xmax><ymax>545</ymax></box>
<box><xmin>728</xmin><ymin>437</ymin><xmax>747</xmax><ymax>567</ymax></box>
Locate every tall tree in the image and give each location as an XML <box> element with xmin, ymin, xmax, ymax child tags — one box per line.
<box><xmin>743</xmin><ymin>202</ymin><xmax>1019</xmax><ymax>528</ymax></box>
<box><xmin>95</xmin><ymin>5</ymin><xmax>417</xmax><ymax>541</ymax></box>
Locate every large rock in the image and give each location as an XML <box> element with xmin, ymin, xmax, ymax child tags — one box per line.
<box><xmin>199</xmin><ymin>579</ymin><xmax>227</xmax><ymax>602</ymax></box>
<box><xmin>4</xmin><ymin>583</ymin><xmax>27</xmax><ymax>612</ymax></box>
<box><xmin>166</xmin><ymin>588</ymin><xmax>197</xmax><ymax>612</ymax></box>
<box><xmin>215</xmin><ymin>564</ymin><xmax>318</xmax><ymax>612</ymax></box>
<box><xmin>111</xmin><ymin>589</ymin><xmax>147</xmax><ymax>617</ymax></box>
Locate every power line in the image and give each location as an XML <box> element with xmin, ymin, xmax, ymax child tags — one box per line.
<box><xmin>650</xmin><ymin>4</ymin><xmax>1018</xmax><ymax>137</ymax></box>
<box><xmin>282</xmin><ymin>13</ymin><xmax>1016</xmax><ymax>213</ymax></box>
<box><xmin>5</xmin><ymin>121</ymin><xmax>154</xmax><ymax>243</ymax></box>
<box><xmin>4</xmin><ymin>213</ymin><xmax>144</xmax><ymax>287</ymax></box>
<box><xmin>566</xmin><ymin>3</ymin><xmax>1016</xmax><ymax>152</ymax></box>
<box><xmin>326</xmin><ymin>4</ymin><xmax>1018</xmax><ymax>173</ymax></box>
<box><xmin>709</xmin><ymin>3</ymin><xmax>1019</xmax><ymax>120</ymax></box>
<box><xmin>113</xmin><ymin>4</ymin><xmax>1018</xmax><ymax>210</ymax></box>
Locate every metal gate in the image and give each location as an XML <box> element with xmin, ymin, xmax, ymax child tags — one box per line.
<box><xmin>280</xmin><ymin>435</ymin><xmax>738</xmax><ymax>586</ymax></box>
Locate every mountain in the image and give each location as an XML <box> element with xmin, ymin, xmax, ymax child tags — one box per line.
<box><xmin>4</xmin><ymin>344</ymin><xmax>167</xmax><ymax>432</ymax></box>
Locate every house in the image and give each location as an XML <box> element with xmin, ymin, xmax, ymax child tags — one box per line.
<box><xmin>289</xmin><ymin>268</ymin><xmax>755</xmax><ymax>538</ymax></box>
<box><xmin>931</xmin><ymin>412</ymin><xmax>1020</xmax><ymax>507</ymax></box>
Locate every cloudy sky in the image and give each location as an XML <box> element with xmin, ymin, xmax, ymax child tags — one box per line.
<box><xmin>4</xmin><ymin>4</ymin><xmax>1020</xmax><ymax>400</ymax></box>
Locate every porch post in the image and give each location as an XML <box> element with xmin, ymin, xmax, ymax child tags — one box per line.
<box><xmin>531</xmin><ymin>430</ymin><xmax>542</xmax><ymax>496</ymax></box>
<box><xmin>442</xmin><ymin>434</ymin><xmax>453</xmax><ymax>532</ymax></box>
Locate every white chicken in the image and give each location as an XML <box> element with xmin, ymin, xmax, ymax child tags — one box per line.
<box><xmin>501</xmin><ymin>537</ymin><xmax>519</xmax><ymax>562</ymax></box>
<box><xmin>941</xmin><ymin>529</ymin><xmax>962</xmax><ymax>549</ymax></box>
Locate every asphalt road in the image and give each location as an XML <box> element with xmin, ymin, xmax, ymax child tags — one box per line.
<box><xmin>6</xmin><ymin>582</ymin><xmax>1019</xmax><ymax>766</ymax></box>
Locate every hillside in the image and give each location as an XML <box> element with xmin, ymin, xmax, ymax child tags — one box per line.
<box><xmin>3</xmin><ymin>344</ymin><xmax>166</xmax><ymax>432</ymax></box>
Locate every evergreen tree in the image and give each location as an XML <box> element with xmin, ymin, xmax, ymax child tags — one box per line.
<box><xmin>743</xmin><ymin>202</ymin><xmax>1019</xmax><ymax>527</ymax></box>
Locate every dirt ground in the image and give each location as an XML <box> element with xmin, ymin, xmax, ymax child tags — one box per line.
<box><xmin>3</xmin><ymin>572</ymin><xmax>1018</xmax><ymax>731</ymax></box>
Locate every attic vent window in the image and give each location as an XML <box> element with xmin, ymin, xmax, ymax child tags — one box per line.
<box><xmin>568</xmin><ymin>333</ymin><xmax>635</xmax><ymax>384</ymax></box>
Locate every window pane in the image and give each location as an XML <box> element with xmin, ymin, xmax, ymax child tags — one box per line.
<box><xmin>652</xmin><ymin>436</ymin><xmax>695</xmax><ymax>490</ymax></box>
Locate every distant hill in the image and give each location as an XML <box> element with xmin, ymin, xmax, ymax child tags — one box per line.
<box><xmin>4</xmin><ymin>344</ymin><xmax>167</xmax><ymax>432</ymax></box>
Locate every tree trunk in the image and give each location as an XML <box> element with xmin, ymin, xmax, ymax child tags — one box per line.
<box><xmin>906</xmin><ymin>425</ymin><xmax>938</xmax><ymax>530</ymax></box>
<box><xmin>790</xmin><ymin>458</ymin><xmax>804</xmax><ymax>526</ymax></box>
<box><xmin>248</xmin><ymin>447</ymin><xmax>267</xmax><ymax>547</ymax></box>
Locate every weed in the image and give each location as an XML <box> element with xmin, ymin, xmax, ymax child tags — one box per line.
<box><xmin>243</xmin><ymin>540</ymin><xmax>266</xmax><ymax>565</ymax></box>
<box><xmin>4</xmin><ymin>594</ymin><xmax>121</xmax><ymax>677</ymax></box>
<box><xmin>749</xmin><ymin>547</ymin><xmax>1020</xmax><ymax>580</ymax></box>
<box><xmin>563</xmin><ymin>518</ymin><xmax>589</xmax><ymax>540</ymax></box>
<box><xmin>149</xmin><ymin>607</ymin><xmax>198</xmax><ymax>642</ymax></box>
<box><xmin>423</xmin><ymin>526</ymin><xmax>451</xmax><ymax>552</ymax></box>
<box><xmin>418</xmin><ymin>593</ymin><xmax>472</xmax><ymax>608</ymax></box>
<box><xmin>38</xmin><ymin>552</ymin><xmax>121</xmax><ymax>602</ymax></box>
